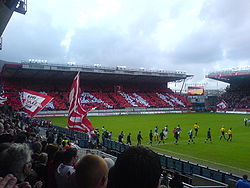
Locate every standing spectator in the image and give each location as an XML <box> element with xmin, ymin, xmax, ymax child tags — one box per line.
<box><xmin>236</xmin><ymin>175</ymin><xmax>250</xmax><ymax>188</ymax></box>
<box><xmin>55</xmin><ymin>148</ymin><xmax>78</xmax><ymax>188</ymax></box>
<box><xmin>70</xmin><ymin>154</ymin><xmax>109</xmax><ymax>188</ymax></box>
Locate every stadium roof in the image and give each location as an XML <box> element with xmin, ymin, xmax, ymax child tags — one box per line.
<box><xmin>0</xmin><ymin>61</ymin><xmax>192</xmax><ymax>84</ymax></box>
<box><xmin>206</xmin><ymin>68</ymin><xmax>250</xmax><ymax>84</ymax></box>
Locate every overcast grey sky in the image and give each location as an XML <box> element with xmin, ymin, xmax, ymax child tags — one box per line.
<box><xmin>1</xmin><ymin>0</ymin><xmax>250</xmax><ymax>90</ymax></box>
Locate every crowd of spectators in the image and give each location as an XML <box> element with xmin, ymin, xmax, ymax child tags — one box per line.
<box><xmin>219</xmin><ymin>90</ymin><xmax>250</xmax><ymax>109</ymax></box>
<box><xmin>0</xmin><ymin>104</ymin><xmax>187</xmax><ymax>188</ymax></box>
<box><xmin>1</xmin><ymin>103</ymin><xmax>248</xmax><ymax>188</ymax></box>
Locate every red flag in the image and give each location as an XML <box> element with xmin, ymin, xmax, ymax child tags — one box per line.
<box><xmin>68</xmin><ymin>72</ymin><xmax>94</xmax><ymax>133</ymax></box>
<box><xmin>216</xmin><ymin>100</ymin><xmax>228</xmax><ymax>109</ymax></box>
<box><xmin>20</xmin><ymin>89</ymin><xmax>53</xmax><ymax>117</ymax></box>
<box><xmin>0</xmin><ymin>93</ymin><xmax>8</xmax><ymax>106</ymax></box>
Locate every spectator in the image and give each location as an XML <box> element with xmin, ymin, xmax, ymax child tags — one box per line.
<box><xmin>107</xmin><ymin>146</ymin><xmax>161</xmax><ymax>188</ymax></box>
<box><xmin>0</xmin><ymin>143</ymin><xmax>32</xmax><ymax>182</ymax></box>
<box><xmin>55</xmin><ymin>148</ymin><xmax>78</xmax><ymax>188</ymax></box>
<box><xmin>236</xmin><ymin>175</ymin><xmax>250</xmax><ymax>188</ymax></box>
<box><xmin>33</xmin><ymin>153</ymin><xmax>48</xmax><ymax>188</ymax></box>
<box><xmin>31</xmin><ymin>142</ymin><xmax>42</xmax><ymax>161</ymax></box>
<box><xmin>67</xmin><ymin>154</ymin><xmax>108</xmax><ymax>188</ymax></box>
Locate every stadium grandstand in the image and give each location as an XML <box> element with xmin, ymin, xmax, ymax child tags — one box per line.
<box><xmin>0</xmin><ymin>60</ymin><xmax>245</xmax><ymax>188</ymax></box>
<box><xmin>207</xmin><ymin>67</ymin><xmax>250</xmax><ymax>112</ymax></box>
<box><xmin>0</xmin><ymin>0</ymin><xmax>27</xmax><ymax>50</ymax></box>
<box><xmin>0</xmin><ymin>1</ymin><xmax>248</xmax><ymax>186</ymax></box>
<box><xmin>0</xmin><ymin>60</ymin><xmax>192</xmax><ymax>113</ymax></box>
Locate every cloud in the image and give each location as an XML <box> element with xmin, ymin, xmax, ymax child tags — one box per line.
<box><xmin>1</xmin><ymin>0</ymin><xmax>250</xmax><ymax>89</ymax></box>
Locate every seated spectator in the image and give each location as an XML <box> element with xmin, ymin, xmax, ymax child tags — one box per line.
<box><xmin>0</xmin><ymin>143</ymin><xmax>32</xmax><ymax>182</ymax></box>
<box><xmin>32</xmin><ymin>142</ymin><xmax>42</xmax><ymax>161</ymax></box>
<box><xmin>47</xmin><ymin>150</ymin><xmax>64</xmax><ymax>188</ymax></box>
<box><xmin>107</xmin><ymin>146</ymin><xmax>161</xmax><ymax>188</ymax></box>
<box><xmin>33</xmin><ymin>153</ymin><xmax>48</xmax><ymax>188</ymax></box>
<box><xmin>236</xmin><ymin>175</ymin><xmax>250</xmax><ymax>188</ymax></box>
<box><xmin>66</xmin><ymin>154</ymin><xmax>108</xmax><ymax>188</ymax></box>
<box><xmin>55</xmin><ymin>148</ymin><xmax>78</xmax><ymax>188</ymax></box>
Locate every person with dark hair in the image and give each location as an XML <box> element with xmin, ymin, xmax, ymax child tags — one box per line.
<box><xmin>158</xmin><ymin>129</ymin><xmax>165</xmax><ymax>144</ymax></box>
<box><xmin>126</xmin><ymin>133</ymin><xmax>132</xmax><ymax>145</ymax></box>
<box><xmin>154</xmin><ymin>126</ymin><xmax>159</xmax><ymax>141</ymax></box>
<box><xmin>47</xmin><ymin>150</ymin><xmax>64</xmax><ymax>188</ymax></box>
<box><xmin>193</xmin><ymin>123</ymin><xmax>199</xmax><ymax>137</ymax></box>
<box><xmin>205</xmin><ymin>128</ymin><xmax>212</xmax><ymax>143</ymax></box>
<box><xmin>107</xmin><ymin>146</ymin><xmax>161</xmax><ymax>188</ymax></box>
<box><xmin>137</xmin><ymin>131</ymin><xmax>143</xmax><ymax>146</ymax></box>
<box><xmin>187</xmin><ymin>129</ymin><xmax>195</xmax><ymax>144</ymax></box>
<box><xmin>31</xmin><ymin>142</ymin><xmax>42</xmax><ymax>161</ymax></box>
<box><xmin>33</xmin><ymin>153</ymin><xmax>48</xmax><ymax>188</ymax></box>
<box><xmin>118</xmin><ymin>131</ymin><xmax>124</xmax><ymax>144</ymax></box>
<box><xmin>227</xmin><ymin>128</ymin><xmax>232</xmax><ymax>142</ymax></box>
<box><xmin>55</xmin><ymin>148</ymin><xmax>78</xmax><ymax>188</ymax></box>
<box><xmin>173</xmin><ymin>128</ymin><xmax>179</xmax><ymax>144</ymax></box>
<box><xmin>219</xmin><ymin>126</ymin><xmax>226</xmax><ymax>140</ymax></box>
<box><xmin>236</xmin><ymin>175</ymin><xmax>250</xmax><ymax>188</ymax></box>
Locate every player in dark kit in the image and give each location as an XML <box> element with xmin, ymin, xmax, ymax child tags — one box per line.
<box><xmin>188</xmin><ymin>129</ymin><xmax>195</xmax><ymax>144</ymax></box>
<box><xmin>149</xmin><ymin>130</ymin><xmax>153</xmax><ymax>145</ymax></box>
<box><xmin>154</xmin><ymin>126</ymin><xmax>159</xmax><ymax>141</ymax></box>
<box><xmin>137</xmin><ymin>131</ymin><xmax>143</xmax><ymax>146</ymax></box>
<box><xmin>126</xmin><ymin>133</ymin><xmax>132</xmax><ymax>145</ymax></box>
<box><xmin>158</xmin><ymin>129</ymin><xmax>165</xmax><ymax>144</ymax></box>
<box><xmin>118</xmin><ymin>131</ymin><xmax>124</xmax><ymax>143</ymax></box>
<box><xmin>205</xmin><ymin>128</ymin><xmax>212</xmax><ymax>143</ymax></box>
<box><xmin>173</xmin><ymin>128</ymin><xmax>179</xmax><ymax>144</ymax></box>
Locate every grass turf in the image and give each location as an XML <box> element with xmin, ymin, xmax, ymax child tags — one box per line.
<box><xmin>40</xmin><ymin>113</ymin><xmax>250</xmax><ymax>175</ymax></box>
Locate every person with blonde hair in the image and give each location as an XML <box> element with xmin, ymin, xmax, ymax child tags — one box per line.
<box><xmin>66</xmin><ymin>154</ymin><xmax>108</xmax><ymax>188</ymax></box>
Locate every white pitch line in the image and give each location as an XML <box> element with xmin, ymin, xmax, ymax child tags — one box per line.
<box><xmin>150</xmin><ymin>146</ymin><xmax>250</xmax><ymax>174</ymax></box>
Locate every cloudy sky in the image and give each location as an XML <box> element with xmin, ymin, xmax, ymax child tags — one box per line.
<box><xmin>1</xmin><ymin>0</ymin><xmax>250</xmax><ymax>91</ymax></box>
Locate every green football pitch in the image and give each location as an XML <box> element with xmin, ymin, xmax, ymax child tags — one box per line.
<box><xmin>41</xmin><ymin>113</ymin><xmax>250</xmax><ymax>175</ymax></box>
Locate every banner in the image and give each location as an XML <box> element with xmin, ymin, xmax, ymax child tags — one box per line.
<box><xmin>68</xmin><ymin>72</ymin><xmax>94</xmax><ymax>133</ymax></box>
<box><xmin>0</xmin><ymin>93</ymin><xmax>8</xmax><ymax>106</ymax></box>
<box><xmin>216</xmin><ymin>100</ymin><xmax>228</xmax><ymax>109</ymax></box>
<box><xmin>20</xmin><ymin>89</ymin><xmax>53</xmax><ymax>117</ymax></box>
